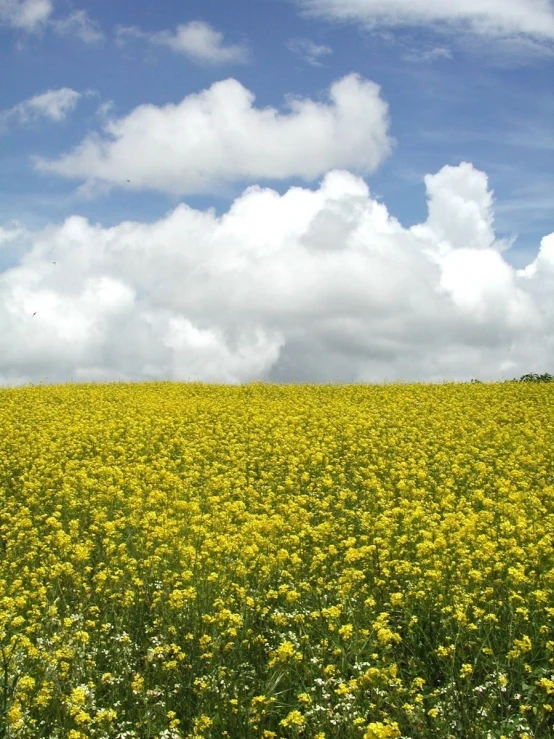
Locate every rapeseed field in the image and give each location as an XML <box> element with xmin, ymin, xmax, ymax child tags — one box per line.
<box><xmin>1</xmin><ymin>380</ymin><xmax>553</xmax><ymax>739</ymax></box>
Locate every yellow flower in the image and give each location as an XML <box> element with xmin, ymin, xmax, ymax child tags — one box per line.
<box><xmin>338</xmin><ymin>623</ymin><xmax>353</xmax><ymax>639</ymax></box>
<box><xmin>193</xmin><ymin>714</ymin><xmax>213</xmax><ymax>732</ymax></box>
<box><xmin>363</xmin><ymin>721</ymin><xmax>402</xmax><ymax>739</ymax></box>
<box><xmin>18</xmin><ymin>675</ymin><xmax>35</xmax><ymax>692</ymax></box>
<box><xmin>35</xmin><ymin>684</ymin><xmax>53</xmax><ymax>708</ymax></box>
<box><xmin>460</xmin><ymin>663</ymin><xmax>473</xmax><ymax>678</ymax></box>
<box><xmin>7</xmin><ymin>702</ymin><xmax>24</xmax><ymax>729</ymax></box>
<box><xmin>280</xmin><ymin>710</ymin><xmax>306</xmax><ymax>728</ymax></box>
<box><xmin>96</xmin><ymin>708</ymin><xmax>117</xmax><ymax>723</ymax></box>
<box><xmin>323</xmin><ymin>664</ymin><xmax>336</xmax><ymax>678</ymax></box>
<box><xmin>268</xmin><ymin>640</ymin><xmax>302</xmax><ymax>667</ymax></box>
<box><xmin>507</xmin><ymin>635</ymin><xmax>532</xmax><ymax>659</ymax></box>
<box><xmin>73</xmin><ymin>710</ymin><xmax>92</xmax><ymax>726</ymax></box>
<box><xmin>131</xmin><ymin>673</ymin><xmax>144</xmax><ymax>693</ymax></box>
<box><xmin>536</xmin><ymin>677</ymin><xmax>554</xmax><ymax>695</ymax></box>
<box><xmin>69</xmin><ymin>686</ymin><xmax>88</xmax><ymax>707</ymax></box>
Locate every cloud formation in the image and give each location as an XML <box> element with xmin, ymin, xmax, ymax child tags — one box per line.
<box><xmin>116</xmin><ymin>20</ymin><xmax>249</xmax><ymax>66</ymax></box>
<box><xmin>1</xmin><ymin>162</ymin><xmax>552</xmax><ymax>388</ymax></box>
<box><xmin>296</xmin><ymin>0</ymin><xmax>554</xmax><ymax>40</ymax></box>
<box><xmin>287</xmin><ymin>37</ymin><xmax>333</xmax><ymax>65</ymax></box>
<box><xmin>52</xmin><ymin>9</ymin><xmax>103</xmax><ymax>43</ymax></box>
<box><xmin>0</xmin><ymin>87</ymin><xmax>82</xmax><ymax>128</ymax></box>
<box><xmin>0</xmin><ymin>0</ymin><xmax>52</xmax><ymax>31</ymax></box>
<box><xmin>404</xmin><ymin>46</ymin><xmax>452</xmax><ymax>63</ymax></box>
<box><xmin>33</xmin><ymin>74</ymin><xmax>393</xmax><ymax>196</ymax></box>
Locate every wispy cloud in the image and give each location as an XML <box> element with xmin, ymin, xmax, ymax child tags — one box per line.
<box><xmin>52</xmin><ymin>9</ymin><xmax>104</xmax><ymax>43</ymax></box>
<box><xmin>294</xmin><ymin>0</ymin><xmax>554</xmax><ymax>63</ymax></box>
<box><xmin>501</xmin><ymin>125</ymin><xmax>554</xmax><ymax>152</ymax></box>
<box><xmin>0</xmin><ymin>87</ymin><xmax>83</xmax><ymax>128</ymax></box>
<box><xmin>494</xmin><ymin>179</ymin><xmax>554</xmax><ymax>232</ymax></box>
<box><xmin>0</xmin><ymin>0</ymin><xmax>53</xmax><ymax>31</ymax></box>
<box><xmin>417</xmin><ymin>120</ymin><xmax>554</xmax><ymax>151</ymax></box>
<box><xmin>403</xmin><ymin>45</ymin><xmax>452</xmax><ymax>63</ymax></box>
<box><xmin>295</xmin><ymin>0</ymin><xmax>554</xmax><ymax>40</ymax></box>
<box><xmin>116</xmin><ymin>20</ymin><xmax>250</xmax><ymax>66</ymax></box>
<box><xmin>1</xmin><ymin>1</ymin><xmax>104</xmax><ymax>44</ymax></box>
<box><xmin>287</xmin><ymin>37</ymin><xmax>333</xmax><ymax>66</ymax></box>
<box><xmin>462</xmin><ymin>32</ymin><xmax>554</xmax><ymax>65</ymax></box>
<box><xmin>95</xmin><ymin>100</ymin><xmax>115</xmax><ymax>121</ymax></box>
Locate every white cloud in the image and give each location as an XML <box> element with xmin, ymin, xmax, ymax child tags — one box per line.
<box><xmin>52</xmin><ymin>9</ymin><xmax>103</xmax><ymax>43</ymax></box>
<box><xmin>95</xmin><ymin>100</ymin><xmax>114</xmax><ymax>121</ymax></box>
<box><xmin>296</xmin><ymin>0</ymin><xmax>554</xmax><ymax>40</ymax></box>
<box><xmin>287</xmin><ymin>37</ymin><xmax>333</xmax><ymax>65</ymax></box>
<box><xmin>1</xmin><ymin>162</ymin><xmax>552</xmax><ymax>387</ymax></box>
<box><xmin>0</xmin><ymin>221</ymin><xmax>25</xmax><ymax>245</ymax></box>
<box><xmin>116</xmin><ymin>20</ymin><xmax>249</xmax><ymax>65</ymax></box>
<box><xmin>114</xmin><ymin>24</ymin><xmax>141</xmax><ymax>43</ymax></box>
<box><xmin>0</xmin><ymin>0</ymin><xmax>52</xmax><ymax>31</ymax></box>
<box><xmin>413</xmin><ymin>163</ymin><xmax>497</xmax><ymax>252</ymax></box>
<box><xmin>464</xmin><ymin>32</ymin><xmax>554</xmax><ymax>64</ymax></box>
<box><xmin>33</xmin><ymin>74</ymin><xmax>393</xmax><ymax>195</ymax></box>
<box><xmin>0</xmin><ymin>2</ymin><xmax>103</xmax><ymax>43</ymax></box>
<box><xmin>0</xmin><ymin>87</ymin><xmax>82</xmax><ymax>127</ymax></box>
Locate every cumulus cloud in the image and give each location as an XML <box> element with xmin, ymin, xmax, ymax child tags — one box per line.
<box><xmin>33</xmin><ymin>74</ymin><xmax>393</xmax><ymax>196</ymax></box>
<box><xmin>116</xmin><ymin>20</ymin><xmax>249</xmax><ymax>65</ymax></box>
<box><xmin>52</xmin><ymin>9</ymin><xmax>103</xmax><ymax>43</ymax></box>
<box><xmin>295</xmin><ymin>0</ymin><xmax>554</xmax><ymax>41</ymax></box>
<box><xmin>287</xmin><ymin>37</ymin><xmax>333</xmax><ymax>65</ymax></box>
<box><xmin>0</xmin><ymin>0</ymin><xmax>52</xmax><ymax>31</ymax></box>
<box><xmin>1</xmin><ymin>162</ymin><xmax>552</xmax><ymax>388</ymax></box>
<box><xmin>0</xmin><ymin>87</ymin><xmax>82</xmax><ymax>128</ymax></box>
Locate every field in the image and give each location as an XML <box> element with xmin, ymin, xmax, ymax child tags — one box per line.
<box><xmin>1</xmin><ymin>380</ymin><xmax>553</xmax><ymax>738</ymax></box>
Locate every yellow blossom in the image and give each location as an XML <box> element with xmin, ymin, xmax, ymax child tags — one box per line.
<box><xmin>363</xmin><ymin>721</ymin><xmax>402</xmax><ymax>739</ymax></box>
<box><xmin>280</xmin><ymin>710</ymin><xmax>306</xmax><ymax>728</ymax></box>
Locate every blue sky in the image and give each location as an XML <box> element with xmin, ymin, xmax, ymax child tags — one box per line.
<box><xmin>0</xmin><ymin>0</ymin><xmax>553</xmax><ymax>387</ymax></box>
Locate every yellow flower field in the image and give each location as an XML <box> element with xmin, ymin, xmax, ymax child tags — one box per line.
<box><xmin>0</xmin><ymin>380</ymin><xmax>553</xmax><ymax>738</ymax></box>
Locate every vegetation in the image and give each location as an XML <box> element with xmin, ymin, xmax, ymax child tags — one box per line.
<box><xmin>471</xmin><ymin>373</ymin><xmax>554</xmax><ymax>384</ymax></box>
<box><xmin>1</xmin><ymin>380</ymin><xmax>553</xmax><ymax>738</ymax></box>
<box><xmin>514</xmin><ymin>374</ymin><xmax>554</xmax><ymax>383</ymax></box>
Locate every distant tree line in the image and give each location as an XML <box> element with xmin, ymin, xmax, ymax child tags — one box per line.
<box><xmin>470</xmin><ymin>373</ymin><xmax>554</xmax><ymax>383</ymax></box>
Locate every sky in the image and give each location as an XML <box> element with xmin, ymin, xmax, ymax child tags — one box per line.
<box><xmin>0</xmin><ymin>0</ymin><xmax>553</xmax><ymax>388</ymax></box>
